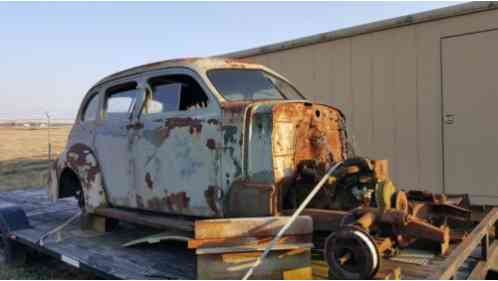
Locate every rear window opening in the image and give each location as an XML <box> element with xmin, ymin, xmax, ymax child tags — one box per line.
<box><xmin>145</xmin><ymin>74</ymin><xmax>209</xmax><ymax>114</ymax></box>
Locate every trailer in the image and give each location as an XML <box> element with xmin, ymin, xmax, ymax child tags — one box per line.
<box><xmin>0</xmin><ymin>188</ymin><xmax>497</xmax><ymax>280</ymax></box>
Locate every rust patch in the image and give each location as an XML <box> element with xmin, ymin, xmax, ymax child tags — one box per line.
<box><xmin>161</xmin><ymin>117</ymin><xmax>203</xmax><ymax>139</ymax></box>
<box><xmin>225</xmin><ymin>180</ymin><xmax>275</xmax><ymax>217</ymax></box>
<box><xmin>66</xmin><ymin>143</ymin><xmax>100</xmax><ymax>189</ymax></box>
<box><xmin>147</xmin><ymin>197</ymin><xmax>163</xmax><ymax>211</ymax></box>
<box><xmin>204</xmin><ymin>185</ymin><xmax>223</xmax><ymax>216</ymax></box>
<box><xmin>145</xmin><ymin>173</ymin><xmax>154</xmax><ymax>190</ymax></box>
<box><xmin>221</xmin><ymin>101</ymin><xmax>251</xmax><ymax>115</ymax></box>
<box><xmin>107</xmin><ymin>57</ymin><xmax>201</xmax><ymax>80</ymax></box>
<box><xmin>126</xmin><ymin>122</ymin><xmax>144</xmax><ymax>130</ymax></box>
<box><xmin>206</xmin><ymin>138</ymin><xmax>216</xmax><ymax>150</ymax></box>
<box><xmin>166</xmin><ymin>192</ymin><xmax>190</xmax><ymax>212</ymax></box>
<box><xmin>222</xmin><ymin>58</ymin><xmax>256</xmax><ymax>68</ymax></box>
<box><xmin>144</xmin><ymin>191</ymin><xmax>170</xmax><ymax>211</ymax></box>
<box><xmin>272</xmin><ymin>102</ymin><xmax>345</xmax><ymax>181</ymax></box>
<box><xmin>136</xmin><ymin>194</ymin><xmax>144</xmax><ymax>209</ymax></box>
<box><xmin>207</xmin><ymin>118</ymin><xmax>219</xmax><ymax>125</ymax></box>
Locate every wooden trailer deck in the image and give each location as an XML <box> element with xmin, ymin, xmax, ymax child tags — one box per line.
<box><xmin>0</xmin><ymin>188</ymin><xmax>497</xmax><ymax>280</ymax></box>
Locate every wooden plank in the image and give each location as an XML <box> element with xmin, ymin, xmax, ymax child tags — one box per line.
<box><xmin>194</xmin><ymin>216</ymin><xmax>312</xmax><ymax>239</ymax></box>
<box><xmin>95</xmin><ymin>207</ymin><xmax>194</xmax><ymax>232</ymax></box>
<box><xmin>188</xmin><ymin>234</ymin><xmax>311</xmax><ymax>249</ymax></box>
<box><xmin>195</xmin><ymin>243</ymin><xmax>314</xmax><ymax>255</ymax></box>
<box><xmin>381</xmin><ymin>258</ymin><xmax>430</xmax><ymax>279</ymax></box>
<box><xmin>428</xmin><ymin>208</ymin><xmax>498</xmax><ymax>279</ymax></box>
<box><xmin>197</xmin><ymin>248</ymin><xmax>311</xmax><ymax>280</ymax></box>
<box><xmin>375</xmin><ymin>267</ymin><xmax>401</xmax><ymax>280</ymax></box>
<box><xmin>467</xmin><ymin>261</ymin><xmax>487</xmax><ymax>280</ymax></box>
<box><xmin>467</xmin><ymin>242</ymin><xmax>498</xmax><ymax>280</ymax></box>
<box><xmin>283</xmin><ymin>266</ymin><xmax>313</xmax><ymax>280</ymax></box>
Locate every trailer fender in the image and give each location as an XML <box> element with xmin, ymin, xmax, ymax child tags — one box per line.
<box><xmin>0</xmin><ymin>204</ymin><xmax>30</xmax><ymax>266</ymax></box>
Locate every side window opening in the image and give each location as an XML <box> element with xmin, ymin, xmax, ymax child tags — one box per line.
<box><xmin>104</xmin><ymin>82</ymin><xmax>139</xmax><ymax>119</ymax></box>
<box><xmin>81</xmin><ymin>92</ymin><xmax>99</xmax><ymax>122</ymax></box>
<box><xmin>145</xmin><ymin>74</ymin><xmax>209</xmax><ymax>115</ymax></box>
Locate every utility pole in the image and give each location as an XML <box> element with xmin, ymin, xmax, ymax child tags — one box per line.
<box><xmin>45</xmin><ymin>112</ymin><xmax>52</xmax><ymax>162</ymax></box>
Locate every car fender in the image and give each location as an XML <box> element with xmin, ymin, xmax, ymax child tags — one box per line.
<box><xmin>51</xmin><ymin>143</ymin><xmax>108</xmax><ymax>211</ymax></box>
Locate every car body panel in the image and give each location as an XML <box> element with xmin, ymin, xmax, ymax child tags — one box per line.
<box><xmin>48</xmin><ymin>57</ymin><xmax>348</xmax><ymax>218</ymax></box>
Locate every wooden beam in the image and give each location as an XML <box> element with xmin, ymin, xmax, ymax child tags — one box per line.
<box><xmin>195</xmin><ymin>243</ymin><xmax>314</xmax><ymax>255</ymax></box>
<box><xmin>188</xmin><ymin>234</ymin><xmax>311</xmax><ymax>249</ymax></box>
<box><xmin>468</xmin><ymin>261</ymin><xmax>488</xmax><ymax>280</ymax></box>
<box><xmin>197</xmin><ymin>249</ymin><xmax>312</xmax><ymax>279</ymax></box>
<box><xmin>375</xmin><ymin>267</ymin><xmax>401</xmax><ymax>280</ymax></box>
<box><xmin>194</xmin><ymin>216</ymin><xmax>312</xmax><ymax>239</ymax></box>
<box><xmin>281</xmin><ymin>208</ymin><xmax>346</xmax><ymax>232</ymax></box>
<box><xmin>468</xmin><ymin>242</ymin><xmax>498</xmax><ymax>279</ymax></box>
<box><xmin>428</xmin><ymin>208</ymin><xmax>498</xmax><ymax>279</ymax></box>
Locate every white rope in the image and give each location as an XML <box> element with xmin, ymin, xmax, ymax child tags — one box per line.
<box><xmin>37</xmin><ymin>210</ymin><xmax>82</xmax><ymax>246</ymax></box>
<box><xmin>242</xmin><ymin>161</ymin><xmax>343</xmax><ymax>280</ymax></box>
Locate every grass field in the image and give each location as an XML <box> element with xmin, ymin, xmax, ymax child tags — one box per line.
<box><xmin>0</xmin><ymin>126</ymin><xmax>99</xmax><ymax>279</ymax></box>
<box><xmin>0</xmin><ymin>127</ymin><xmax>70</xmax><ymax>190</ymax></box>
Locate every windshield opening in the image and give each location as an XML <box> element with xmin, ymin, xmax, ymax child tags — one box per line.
<box><xmin>207</xmin><ymin>69</ymin><xmax>305</xmax><ymax>101</ymax></box>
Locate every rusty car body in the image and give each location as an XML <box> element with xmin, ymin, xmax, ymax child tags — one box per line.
<box><xmin>48</xmin><ymin>57</ymin><xmax>348</xmax><ymax>218</ymax></box>
<box><xmin>47</xmin><ymin>57</ymin><xmax>473</xmax><ymax>279</ymax></box>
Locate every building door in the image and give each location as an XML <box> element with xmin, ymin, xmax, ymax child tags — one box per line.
<box><xmin>442</xmin><ymin>29</ymin><xmax>498</xmax><ymax>205</ymax></box>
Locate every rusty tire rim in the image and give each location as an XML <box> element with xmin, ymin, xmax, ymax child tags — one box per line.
<box><xmin>324</xmin><ymin>225</ymin><xmax>380</xmax><ymax>279</ymax></box>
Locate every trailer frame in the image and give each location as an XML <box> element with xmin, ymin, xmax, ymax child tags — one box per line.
<box><xmin>0</xmin><ymin>187</ymin><xmax>497</xmax><ymax>280</ymax></box>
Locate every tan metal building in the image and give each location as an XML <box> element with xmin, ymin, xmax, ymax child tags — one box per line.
<box><xmin>226</xmin><ymin>2</ymin><xmax>498</xmax><ymax>205</ymax></box>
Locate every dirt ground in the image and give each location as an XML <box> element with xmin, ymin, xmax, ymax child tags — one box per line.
<box><xmin>0</xmin><ymin>126</ymin><xmax>99</xmax><ymax>279</ymax></box>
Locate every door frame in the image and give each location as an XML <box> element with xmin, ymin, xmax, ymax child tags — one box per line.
<box><xmin>440</xmin><ymin>27</ymin><xmax>498</xmax><ymax>198</ymax></box>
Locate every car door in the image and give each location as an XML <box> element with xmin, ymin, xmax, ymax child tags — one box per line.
<box><xmin>94</xmin><ymin>79</ymin><xmax>143</xmax><ymax>208</ymax></box>
<box><xmin>70</xmin><ymin>89</ymin><xmax>101</xmax><ymax>148</ymax></box>
<box><xmin>129</xmin><ymin>69</ymin><xmax>223</xmax><ymax>217</ymax></box>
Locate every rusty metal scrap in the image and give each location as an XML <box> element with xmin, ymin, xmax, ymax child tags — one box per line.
<box><xmin>305</xmin><ymin>158</ymin><xmax>472</xmax><ymax>279</ymax></box>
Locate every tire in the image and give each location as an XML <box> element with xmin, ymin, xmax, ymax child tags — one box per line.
<box><xmin>324</xmin><ymin>225</ymin><xmax>380</xmax><ymax>279</ymax></box>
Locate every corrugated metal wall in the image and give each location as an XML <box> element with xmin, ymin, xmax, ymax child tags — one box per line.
<box><xmin>240</xmin><ymin>8</ymin><xmax>498</xmax><ymax>194</ymax></box>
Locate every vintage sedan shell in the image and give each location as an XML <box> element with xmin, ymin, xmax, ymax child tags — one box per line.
<box><xmin>48</xmin><ymin>57</ymin><xmax>347</xmax><ymax>218</ymax></box>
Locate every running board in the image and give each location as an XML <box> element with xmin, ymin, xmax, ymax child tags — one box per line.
<box><xmin>94</xmin><ymin>208</ymin><xmax>194</xmax><ymax>233</ymax></box>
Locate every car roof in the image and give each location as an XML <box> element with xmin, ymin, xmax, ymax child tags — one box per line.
<box><xmin>93</xmin><ymin>57</ymin><xmax>277</xmax><ymax>89</ymax></box>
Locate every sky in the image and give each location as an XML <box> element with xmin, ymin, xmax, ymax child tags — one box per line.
<box><xmin>0</xmin><ymin>1</ymin><xmax>458</xmax><ymax>120</ymax></box>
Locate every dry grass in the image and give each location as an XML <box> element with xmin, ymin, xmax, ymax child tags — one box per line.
<box><xmin>0</xmin><ymin>127</ymin><xmax>70</xmax><ymax>190</ymax></box>
<box><xmin>0</xmin><ymin>126</ymin><xmax>100</xmax><ymax>279</ymax></box>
